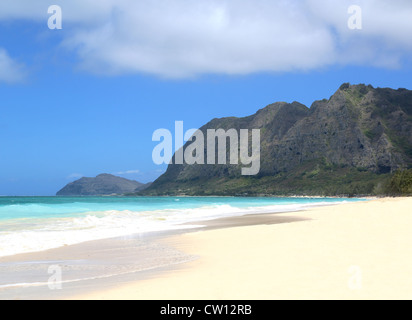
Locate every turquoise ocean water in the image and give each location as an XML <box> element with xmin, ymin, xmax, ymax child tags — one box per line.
<box><xmin>0</xmin><ymin>196</ymin><xmax>364</xmax><ymax>258</ymax></box>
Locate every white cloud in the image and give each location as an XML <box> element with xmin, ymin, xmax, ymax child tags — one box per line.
<box><xmin>115</xmin><ymin>170</ymin><xmax>141</xmax><ymax>175</ymax></box>
<box><xmin>306</xmin><ymin>0</ymin><xmax>412</xmax><ymax>68</ymax></box>
<box><xmin>0</xmin><ymin>49</ymin><xmax>26</xmax><ymax>83</ymax></box>
<box><xmin>63</xmin><ymin>0</ymin><xmax>336</xmax><ymax>77</ymax></box>
<box><xmin>1</xmin><ymin>0</ymin><xmax>412</xmax><ymax>78</ymax></box>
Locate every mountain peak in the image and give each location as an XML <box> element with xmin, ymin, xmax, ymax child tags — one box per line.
<box><xmin>57</xmin><ymin>174</ymin><xmax>150</xmax><ymax>196</ymax></box>
<box><xmin>96</xmin><ymin>173</ymin><xmax>117</xmax><ymax>179</ymax></box>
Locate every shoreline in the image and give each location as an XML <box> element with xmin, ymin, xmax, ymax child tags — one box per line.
<box><xmin>0</xmin><ymin>197</ymin><xmax>355</xmax><ymax>260</ymax></box>
<box><xmin>75</xmin><ymin>197</ymin><xmax>412</xmax><ymax>300</ymax></box>
<box><xmin>0</xmin><ymin>194</ymin><xmax>377</xmax><ymax>198</ymax></box>
<box><xmin>2</xmin><ymin>197</ymin><xmax>411</xmax><ymax>300</ymax></box>
<box><xmin>0</xmin><ymin>208</ymin><xmax>311</xmax><ymax>300</ymax></box>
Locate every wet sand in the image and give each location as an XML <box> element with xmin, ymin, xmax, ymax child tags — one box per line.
<box><xmin>0</xmin><ymin>211</ymin><xmax>304</xmax><ymax>300</ymax></box>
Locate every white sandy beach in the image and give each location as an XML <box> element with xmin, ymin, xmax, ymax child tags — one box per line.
<box><xmin>74</xmin><ymin>197</ymin><xmax>412</xmax><ymax>300</ymax></box>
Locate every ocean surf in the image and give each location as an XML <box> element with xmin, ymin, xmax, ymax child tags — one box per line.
<box><xmin>0</xmin><ymin>196</ymin><xmax>364</xmax><ymax>258</ymax></box>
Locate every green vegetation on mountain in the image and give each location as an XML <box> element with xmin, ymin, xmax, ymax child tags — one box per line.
<box><xmin>142</xmin><ymin>162</ymin><xmax>391</xmax><ymax>197</ymax></box>
<box><xmin>385</xmin><ymin>169</ymin><xmax>412</xmax><ymax>196</ymax></box>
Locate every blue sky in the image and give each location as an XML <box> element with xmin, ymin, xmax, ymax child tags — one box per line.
<box><xmin>1</xmin><ymin>0</ymin><xmax>412</xmax><ymax>195</ymax></box>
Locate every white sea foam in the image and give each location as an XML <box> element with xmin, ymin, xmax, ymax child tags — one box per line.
<box><xmin>0</xmin><ymin>201</ymin><xmax>345</xmax><ymax>258</ymax></box>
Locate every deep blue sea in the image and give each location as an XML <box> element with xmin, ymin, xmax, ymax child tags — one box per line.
<box><xmin>0</xmin><ymin>196</ymin><xmax>364</xmax><ymax>257</ymax></box>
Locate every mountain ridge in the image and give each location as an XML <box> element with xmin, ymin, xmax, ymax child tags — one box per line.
<box><xmin>141</xmin><ymin>83</ymin><xmax>412</xmax><ymax>196</ymax></box>
<box><xmin>57</xmin><ymin>174</ymin><xmax>151</xmax><ymax>196</ymax></box>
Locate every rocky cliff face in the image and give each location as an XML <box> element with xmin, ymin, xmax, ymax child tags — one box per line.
<box><xmin>265</xmin><ymin>84</ymin><xmax>411</xmax><ymax>175</ymax></box>
<box><xmin>57</xmin><ymin>174</ymin><xmax>150</xmax><ymax>196</ymax></box>
<box><xmin>143</xmin><ymin>84</ymin><xmax>412</xmax><ymax>196</ymax></box>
